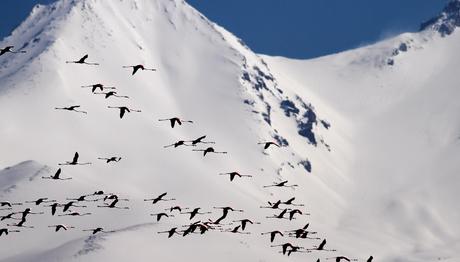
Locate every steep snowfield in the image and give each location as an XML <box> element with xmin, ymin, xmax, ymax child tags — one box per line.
<box><xmin>263</xmin><ymin>28</ymin><xmax>460</xmax><ymax>261</ymax></box>
<box><xmin>0</xmin><ymin>0</ymin><xmax>459</xmax><ymax>261</ymax></box>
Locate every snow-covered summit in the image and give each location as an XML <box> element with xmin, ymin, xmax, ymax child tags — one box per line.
<box><xmin>420</xmin><ymin>0</ymin><xmax>460</xmax><ymax>36</ymax></box>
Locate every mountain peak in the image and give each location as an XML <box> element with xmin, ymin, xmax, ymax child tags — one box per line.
<box><xmin>420</xmin><ymin>0</ymin><xmax>460</xmax><ymax>36</ymax></box>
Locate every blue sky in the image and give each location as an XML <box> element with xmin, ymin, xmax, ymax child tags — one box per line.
<box><xmin>0</xmin><ymin>0</ymin><xmax>450</xmax><ymax>58</ymax></box>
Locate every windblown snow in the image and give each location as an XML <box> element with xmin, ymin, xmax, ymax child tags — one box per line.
<box><xmin>0</xmin><ymin>0</ymin><xmax>459</xmax><ymax>261</ymax></box>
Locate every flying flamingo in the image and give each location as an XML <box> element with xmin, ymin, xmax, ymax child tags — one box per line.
<box><xmin>158</xmin><ymin>117</ymin><xmax>193</xmax><ymax>128</ymax></box>
<box><xmin>261</xmin><ymin>230</ymin><xmax>284</xmax><ymax>243</ymax></box>
<box><xmin>98</xmin><ymin>157</ymin><xmax>122</xmax><ymax>163</ymax></box>
<box><xmin>219</xmin><ymin>171</ymin><xmax>252</xmax><ymax>181</ymax></box>
<box><xmin>42</xmin><ymin>168</ymin><xmax>72</xmax><ymax>180</ymax></box>
<box><xmin>81</xmin><ymin>83</ymin><xmax>116</xmax><ymax>93</ymax></box>
<box><xmin>158</xmin><ymin>227</ymin><xmax>179</xmax><ymax>238</ymax></box>
<box><xmin>163</xmin><ymin>140</ymin><xmax>195</xmax><ymax>148</ymax></box>
<box><xmin>258</xmin><ymin>141</ymin><xmax>280</xmax><ymax>149</ymax></box>
<box><xmin>122</xmin><ymin>64</ymin><xmax>156</xmax><ymax>75</ymax></box>
<box><xmin>192</xmin><ymin>147</ymin><xmax>227</xmax><ymax>157</ymax></box>
<box><xmin>66</xmin><ymin>54</ymin><xmax>99</xmax><ymax>65</ymax></box>
<box><xmin>107</xmin><ymin>106</ymin><xmax>141</xmax><ymax>119</ymax></box>
<box><xmin>48</xmin><ymin>224</ymin><xmax>75</xmax><ymax>232</ymax></box>
<box><xmin>0</xmin><ymin>228</ymin><xmax>20</xmax><ymax>236</ymax></box>
<box><xmin>94</xmin><ymin>91</ymin><xmax>129</xmax><ymax>99</ymax></box>
<box><xmin>144</xmin><ymin>193</ymin><xmax>175</xmax><ymax>204</ymax></box>
<box><xmin>185</xmin><ymin>135</ymin><xmax>215</xmax><ymax>145</ymax></box>
<box><xmin>0</xmin><ymin>46</ymin><xmax>26</xmax><ymax>56</ymax></box>
<box><xmin>55</xmin><ymin>105</ymin><xmax>87</xmax><ymax>114</ymax></box>
<box><xmin>58</xmin><ymin>152</ymin><xmax>91</xmax><ymax>166</ymax></box>
<box><xmin>263</xmin><ymin>180</ymin><xmax>298</xmax><ymax>189</ymax></box>
<box><xmin>150</xmin><ymin>213</ymin><xmax>173</xmax><ymax>222</ymax></box>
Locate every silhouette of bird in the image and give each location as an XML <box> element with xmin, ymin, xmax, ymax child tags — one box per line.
<box><xmin>181</xmin><ymin>208</ymin><xmax>211</xmax><ymax>220</ymax></box>
<box><xmin>367</xmin><ymin>256</ymin><xmax>374</xmax><ymax>262</ymax></box>
<box><xmin>107</xmin><ymin>106</ymin><xmax>141</xmax><ymax>119</ymax></box>
<box><xmin>212</xmin><ymin>207</ymin><xmax>243</xmax><ymax>224</ymax></box>
<box><xmin>16</xmin><ymin>208</ymin><xmax>43</xmax><ymax>220</ymax></box>
<box><xmin>0</xmin><ymin>212</ymin><xmax>18</xmax><ymax>221</ymax></box>
<box><xmin>0</xmin><ymin>46</ymin><xmax>26</xmax><ymax>56</ymax></box>
<box><xmin>44</xmin><ymin>203</ymin><xmax>60</xmax><ymax>216</ymax></box>
<box><xmin>192</xmin><ymin>147</ymin><xmax>227</xmax><ymax>157</ymax></box>
<box><xmin>81</xmin><ymin>83</ymin><xmax>116</xmax><ymax>93</ymax></box>
<box><xmin>58</xmin><ymin>152</ymin><xmax>91</xmax><ymax>166</ymax></box>
<box><xmin>261</xmin><ymin>230</ymin><xmax>284</xmax><ymax>243</ymax></box>
<box><xmin>219</xmin><ymin>172</ymin><xmax>252</xmax><ymax>181</ymax></box>
<box><xmin>151</xmin><ymin>212</ymin><xmax>173</xmax><ymax>222</ymax></box>
<box><xmin>289</xmin><ymin>209</ymin><xmax>308</xmax><ymax>220</ymax></box>
<box><xmin>62</xmin><ymin>201</ymin><xmax>86</xmax><ymax>212</ymax></box>
<box><xmin>67</xmin><ymin>194</ymin><xmax>98</xmax><ymax>202</ymax></box>
<box><xmin>66</xmin><ymin>54</ymin><xmax>99</xmax><ymax>65</ymax></box>
<box><xmin>58</xmin><ymin>212</ymin><xmax>91</xmax><ymax>217</ymax></box>
<box><xmin>97</xmin><ymin>199</ymin><xmax>129</xmax><ymax>209</ymax></box>
<box><xmin>122</xmin><ymin>65</ymin><xmax>156</xmax><ymax>75</ymax></box>
<box><xmin>95</xmin><ymin>91</ymin><xmax>129</xmax><ymax>99</ymax></box>
<box><xmin>266</xmin><ymin>209</ymin><xmax>290</xmax><ymax>220</ymax></box>
<box><xmin>98</xmin><ymin>157</ymin><xmax>122</xmax><ymax>163</ymax></box>
<box><xmin>102</xmin><ymin>194</ymin><xmax>128</xmax><ymax>202</ymax></box>
<box><xmin>25</xmin><ymin>198</ymin><xmax>56</xmax><ymax>206</ymax></box>
<box><xmin>307</xmin><ymin>239</ymin><xmax>336</xmax><ymax>252</ymax></box>
<box><xmin>163</xmin><ymin>140</ymin><xmax>195</xmax><ymax>148</ymax></box>
<box><xmin>222</xmin><ymin>225</ymin><xmax>250</xmax><ymax>234</ymax></box>
<box><xmin>263</xmin><ymin>180</ymin><xmax>298</xmax><ymax>189</ymax></box>
<box><xmin>42</xmin><ymin>168</ymin><xmax>72</xmax><ymax>180</ymax></box>
<box><xmin>158</xmin><ymin>227</ymin><xmax>179</xmax><ymax>238</ymax></box>
<box><xmin>49</xmin><ymin>224</ymin><xmax>75</xmax><ymax>232</ymax></box>
<box><xmin>7</xmin><ymin>218</ymin><xmax>34</xmax><ymax>228</ymax></box>
<box><xmin>144</xmin><ymin>193</ymin><xmax>175</xmax><ymax>204</ymax></box>
<box><xmin>55</xmin><ymin>105</ymin><xmax>87</xmax><ymax>114</ymax></box>
<box><xmin>258</xmin><ymin>141</ymin><xmax>280</xmax><ymax>149</ymax></box>
<box><xmin>282</xmin><ymin>197</ymin><xmax>305</xmax><ymax>206</ymax></box>
<box><xmin>0</xmin><ymin>201</ymin><xmax>21</xmax><ymax>208</ymax></box>
<box><xmin>166</xmin><ymin>206</ymin><xmax>186</xmax><ymax>213</ymax></box>
<box><xmin>260</xmin><ymin>200</ymin><xmax>282</xmax><ymax>209</ymax></box>
<box><xmin>270</xmin><ymin>243</ymin><xmax>302</xmax><ymax>256</ymax></box>
<box><xmin>158</xmin><ymin>117</ymin><xmax>193</xmax><ymax>128</ymax></box>
<box><xmin>0</xmin><ymin>228</ymin><xmax>20</xmax><ymax>236</ymax></box>
<box><xmin>83</xmin><ymin>227</ymin><xmax>104</xmax><ymax>234</ymax></box>
<box><xmin>233</xmin><ymin>219</ymin><xmax>259</xmax><ymax>230</ymax></box>
<box><xmin>185</xmin><ymin>135</ymin><xmax>215</xmax><ymax>145</ymax></box>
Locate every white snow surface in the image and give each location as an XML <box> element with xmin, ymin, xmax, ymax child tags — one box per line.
<box><xmin>0</xmin><ymin>0</ymin><xmax>459</xmax><ymax>261</ymax></box>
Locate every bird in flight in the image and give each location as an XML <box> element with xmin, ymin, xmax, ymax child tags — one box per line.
<box><xmin>192</xmin><ymin>147</ymin><xmax>227</xmax><ymax>157</ymax></box>
<box><xmin>66</xmin><ymin>54</ymin><xmax>99</xmax><ymax>65</ymax></box>
<box><xmin>263</xmin><ymin>180</ymin><xmax>298</xmax><ymax>189</ymax></box>
<box><xmin>0</xmin><ymin>46</ymin><xmax>26</xmax><ymax>56</ymax></box>
<box><xmin>218</xmin><ymin>172</ymin><xmax>252</xmax><ymax>181</ymax></box>
<box><xmin>122</xmin><ymin>64</ymin><xmax>156</xmax><ymax>75</ymax></box>
<box><xmin>95</xmin><ymin>91</ymin><xmax>129</xmax><ymax>99</ymax></box>
<box><xmin>42</xmin><ymin>168</ymin><xmax>72</xmax><ymax>180</ymax></box>
<box><xmin>98</xmin><ymin>156</ymin><xmax>122</xmax><ymax>163</ymax></box>
<box><xmin>58</xmin><ymin>152</ymin><xmax>91</xmax><ymax>166</ymax></box>
<box><xmin>55</xmin><ymin>105</ymin><xmax>87</xmax><ymax>114</ymax></box>
<box><xmin>158</xmin><ymin>117</ymin><xmax>193</xmax><ymax>128</ymax></box>
<box><xmin>108</xmin><ymin>106</ymin><xmax>141</xmax><ymax>119</ymax></box>
<box><xmin>81</xmin><ymin>83</ymin><xmax>116</xmax><ymax>93</ymax></box>
<box><xmin>185</xmin><ymin>135</ymin><xmax>215</xmax><ymax>145</ymax></box>
<box><xmin>258</xmin><ymin>141</ymin><xmax>280</xmax><ymax>149</ymax></box>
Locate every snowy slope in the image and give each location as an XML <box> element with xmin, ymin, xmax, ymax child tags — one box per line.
<box><xmin>0</xmin><ymin>0</ymin><xmax>459</xmax><ymax>261</ymax></box>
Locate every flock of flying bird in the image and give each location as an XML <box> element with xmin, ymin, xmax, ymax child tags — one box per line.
<box><xmin>0</xmin><ymin>47</ymin><xmax>373</xmax><ymax>262</ymax></box>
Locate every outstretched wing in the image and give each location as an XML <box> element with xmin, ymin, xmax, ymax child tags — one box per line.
<box><xmin>54</xmin><ymin>168</ymin><xmax>62</xmax><ymax>178</ymax></box>
<box><xmin>72</xmin><ymin>152</ymin><xmax>79</xmax><ymax>163</ymax></box>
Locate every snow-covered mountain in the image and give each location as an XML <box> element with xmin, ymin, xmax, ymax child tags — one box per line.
<box><xmin>0</xmin><ymin>0</ymin><xmax>459</xmax><ymax>261</ymax></box>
